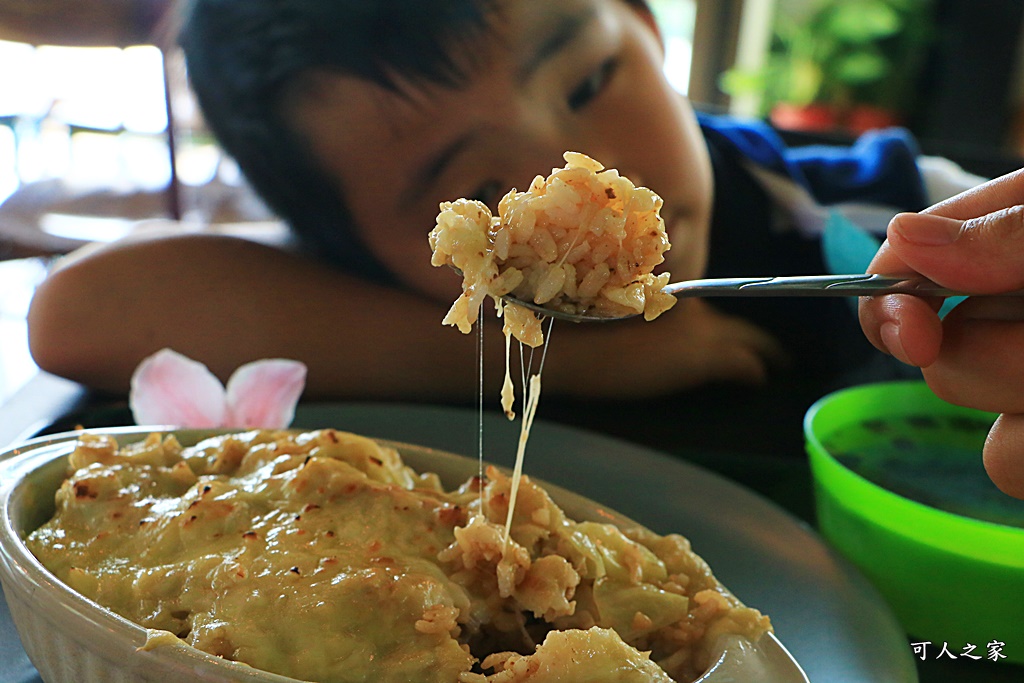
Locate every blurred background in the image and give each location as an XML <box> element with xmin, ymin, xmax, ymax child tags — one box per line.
<box><xmin>2</xmin><ymin>0</ymin><xmax>1024</xmax><ymax>403</ymax></box>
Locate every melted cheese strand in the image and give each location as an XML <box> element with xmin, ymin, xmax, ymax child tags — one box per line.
<box><xmin>519</xmin><ymin>330</ymin><xmax>529</xmax><ymax>412</ymax></box>
<box><xmin>503</xmin><ymin>317</ymin><xmax>554</xmax><ymax>544</ymax></box>
<box><xmin>504</xmin><ymin>372</ymin><xmax>541</xmax><ymax>543</ymax></box>
<box><xmin>496</xmin><ymin>299</ymin><xmax>516</xmax><ymax>420</ymax></box>
<box><xmin>501</xmin><ymin>328</ymin><xmax>515</xmax><ymax>420</ymax></box>
<box><xmin>477</xmin><ymin>303</ymin><xmax>486</xmax><ymax>506</ymax></box>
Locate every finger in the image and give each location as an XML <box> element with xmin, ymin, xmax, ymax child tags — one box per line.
<box><xmin>676</xmin><ymin>300</ymin><xmax>788</xmax><ymax>385</ymax></box>
<box><xmin>864</xmin><ymin>236</ymin><xmax>908</xmax><ymax>275</ymax></box>
<box><xmin>716</xmin><ymin>324</ymin><xmax>787</xmax><ymax>385</ymax></box>
<box><xmin>924</xmin><ymin>167</ymin><xmax>1024</xmax><ymax>220</ymax></box>
<box><xmin>921</xmin><ymin>298</ymin><xmax>1024</xmax><ymax>413</ymax></box>
<box><xmin>859</xmin><ymin>235</ymin><xmax>944</xmax><ymax>367</ymax></box>
<box><xmin>699</xmin><ymin>342</ymin><xmax>772</xmax><ymax>386</ymax></box>
<box><xmin>858</xmin><ymin>292</ymin><xmax>943</xmax><ymax>367</ymax></box>
<box><xmin>722</xmin><ymin>314</ymin><xmax>789</xmax><ymax>370</ymax></box>
<box><xmin>860</xmin><ymin>235</ymin><xmax>947</xmax><ymax>365</ymax></box>
<box><xmin>983</xmin><ymin>413</ymin><xmax>1024</xmax><ymax>499</ymax></box>
<box><xmin>886</xmin><ymin>208</ymin><xmax>1024</xmax><ymax>293</ymax></box>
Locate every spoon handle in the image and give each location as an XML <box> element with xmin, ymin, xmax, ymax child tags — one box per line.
<box><xmin>663</xmin><ymin>274</ymin><xmax>964</xmax><ymax>298</ymax></box>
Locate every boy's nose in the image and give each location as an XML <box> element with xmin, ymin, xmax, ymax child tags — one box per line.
<box><xmin>509</xmin><ymin>107</ymin><xmax>625</xmax><ymax>180</ymax></box>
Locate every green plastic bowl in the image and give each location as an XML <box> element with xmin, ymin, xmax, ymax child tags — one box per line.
<box><xmin>805</xmin><ymin>381</ymin><xmax>1024</xmax><ymax>663</ymax></box>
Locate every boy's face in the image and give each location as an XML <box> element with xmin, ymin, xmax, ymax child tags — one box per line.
<box><xmin>289</xmin><ymin>0</ymin><xmax>713</xmax><ymax>301</ymax></box>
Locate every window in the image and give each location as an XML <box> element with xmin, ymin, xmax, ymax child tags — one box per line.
<box><xmin>0</xmin><ymin>41</ymin><xmax>170</xmax><ymax>207</ymax></box>
<box><xmin>649</xmin><ymin>0</ymin><xmax>698</xmax><ymax>95</ymax></box>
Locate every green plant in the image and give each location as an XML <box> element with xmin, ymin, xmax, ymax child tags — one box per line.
<box><xmin>722</xmin><ymin>0</ymin><xmax>934</xmax><ymax>120</ymax></box>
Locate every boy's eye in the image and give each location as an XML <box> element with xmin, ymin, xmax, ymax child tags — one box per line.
<box><xmin>567</xmin><ymin>57</ymin><xmax>618</xmax><ymax>111</ymax></box>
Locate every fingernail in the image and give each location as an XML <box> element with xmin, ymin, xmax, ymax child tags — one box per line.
<box><xmin>880</xmin><ymin>321</ymin><xmax>913</xmax><ymax>365</ymax></box>
<box><xmin>891</xmin><ymin>213</ymin><xmax>963</xmax><ymax>247</ymax></box>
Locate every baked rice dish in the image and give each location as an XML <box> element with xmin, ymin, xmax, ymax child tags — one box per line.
<box><xmin>26</xmin><ymin>429</ymin><xmax>771</xmax><ymax>683</ymax></box>
<box><xmin>429</xmin><ymin>152</ymin><xmax>677</xmax><ymax>346</ymax></box>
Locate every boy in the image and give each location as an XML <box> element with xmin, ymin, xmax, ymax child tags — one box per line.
<box><xmin>26</xmin><ymin>0</ymin><xmax>977</xmax><ymax>454</ymax></box>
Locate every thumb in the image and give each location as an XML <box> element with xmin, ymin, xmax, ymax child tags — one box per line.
<box><xmin>887</xmin><ymin>207</ymin><xmax>1024</xmax><ymax>293</ymax></box>
<box><xmin>983</xmin><ymin>413</ymin><xmax>1024</xmax><ymax>499</ymax></box>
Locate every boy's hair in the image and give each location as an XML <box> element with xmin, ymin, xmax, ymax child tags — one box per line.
<box><xmin>179</xmin><ymin>0</ymin><xmax>498</xmax><ymax>280</ymax></box>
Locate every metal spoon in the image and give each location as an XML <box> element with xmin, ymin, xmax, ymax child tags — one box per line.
<box><xmin>503</xmin><ymin>273</ymin><xmax>966</xmax><ymax>323</ymax></box>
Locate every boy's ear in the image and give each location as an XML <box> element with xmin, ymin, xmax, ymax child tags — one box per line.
<box><xmin>625</xmin><ymin>0</ymin><xmax>665</xmax><ymax>50</ymax></box>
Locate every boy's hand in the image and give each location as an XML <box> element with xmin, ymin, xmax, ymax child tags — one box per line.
<box><xmin>648</xmin><ymin>298</ymin><xmax>787</xmax><ymax>390</ymax></box>
<box><xmin>858</xmin><ymin>168</ymin><xmax>1024</xmax><ymax>498</ymax></box>
<box><xmin>553</xmin><ymin>298</ymin><xmax>785</xmax><ymax>397</ymax></box>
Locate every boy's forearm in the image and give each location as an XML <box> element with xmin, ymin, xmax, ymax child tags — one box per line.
<box><xmin>26</xmin><ymin>234</ymin><xmax>781</xmax><ymax>402</ymax></box>
<box><xmin>26</xmin><ymin>234</ymin><xmax>482</xmax><ymax>399</ymax></box>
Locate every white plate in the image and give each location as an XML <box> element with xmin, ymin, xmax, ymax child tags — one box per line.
<box><xmin>0</xmin><ymin>403</ymin><xmax>917</xmax><ymax>683</ymax></box>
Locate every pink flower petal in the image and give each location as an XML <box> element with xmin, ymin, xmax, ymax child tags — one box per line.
<box><xmin>224</xmin><ymin>359</ymin><xmax>307</xmax><ymax>429</ymax></box>
<box><xmin>129</xmin><ymin>348</ymin><xmax>227</xmax><ymax>428</ymax></box>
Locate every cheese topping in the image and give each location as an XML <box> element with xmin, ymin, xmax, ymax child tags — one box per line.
<box><xmin>27</xmin><ymin>429</ymin><xmax>771</xmax><ymax>682</ymax></box>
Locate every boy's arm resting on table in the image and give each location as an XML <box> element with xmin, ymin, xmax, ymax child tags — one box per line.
<box><xmin>27</xmin><ymin>233</ymin><xmax>485</xmax><ymax>399</ymax></box>
<box><xmin>27</xmin><ymin>233</ymin><xmax>783</xmax><ymax>400</ymax></box>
